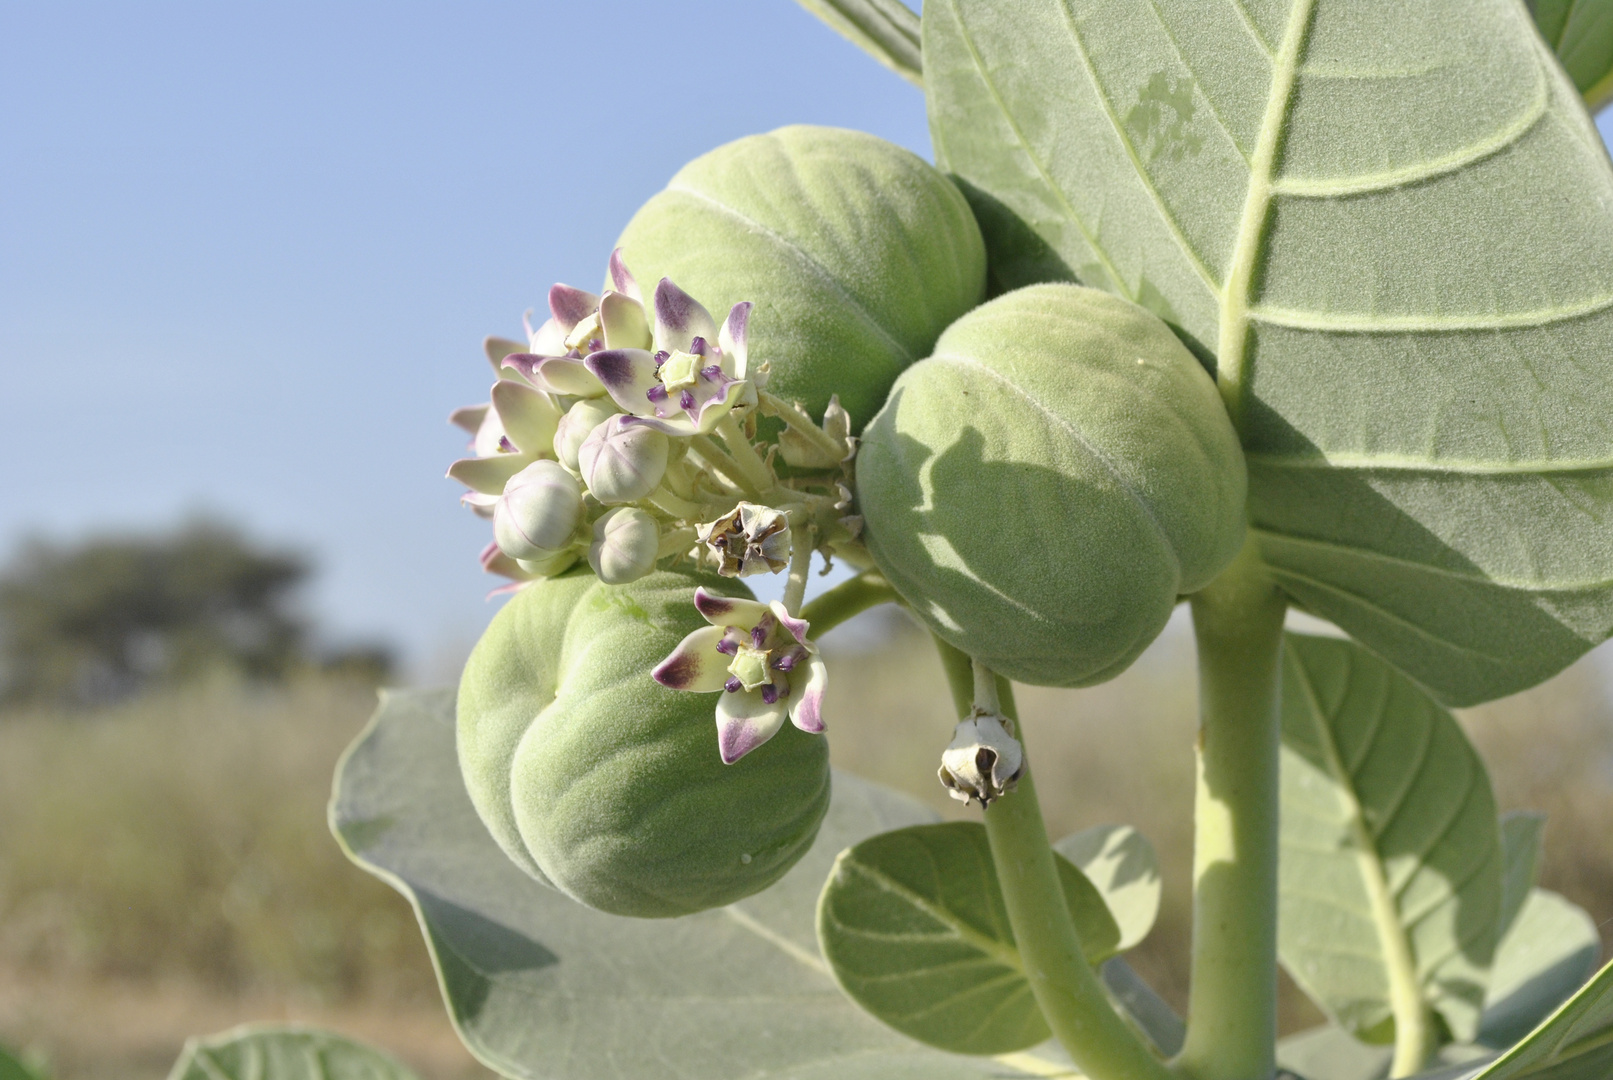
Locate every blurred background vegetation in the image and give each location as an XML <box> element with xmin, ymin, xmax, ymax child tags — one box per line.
<box><xmin>1</xmin><ymin>528</ymin><xmax>1609</xmax><ymax>1079</ymax></box>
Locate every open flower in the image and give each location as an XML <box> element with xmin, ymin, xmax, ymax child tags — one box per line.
<box><xmin>585</xmin><ymin>279</ymin><xmax>758</xmax><ymax>435</ymax></box>
<box><xmin>447</xmin><ymin>367</ymin><xmax>565</xmax><ymax>517</ymax></box>
<box><xmin>652</xmin><ymin>588</ymin><xmax>826</xmax><ymax>764</ymax></box>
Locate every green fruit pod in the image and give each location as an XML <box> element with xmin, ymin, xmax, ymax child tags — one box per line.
<box><xmin>456</xmin><ymin>569</ymin><xmax>830</xmax><ymax>917</ymax></box>
<box><xmin>613</xmin><ymin>124</ymin><xmax>987</xmax><ymax>431</ymax></box>
<box><xmin>858</xmin><ymin>283</ymin><xmax>1248</xmax><ymax>687</ymax></box>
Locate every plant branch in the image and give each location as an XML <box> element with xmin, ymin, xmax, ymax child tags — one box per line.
<box><xmin>760</xmin><ymin>391</ymin><xmax>847</xmax><ymax>462</ymax></box>
<box><xmin>783</xmin><ymin>525</ymin><xmax>813</xmax><ymax>613</ymax></box>
<box><xmin>1174</xmin><ymin>539</ymin><xmax>1288</xmax><ymax>1080</ymax></box>
<box><xmin>930</xmin><ymin>636</ymin><xmax>1174</xmax><ymax>1080</ymax></box>
<box><xmin>798</xmin><ymin>571</ymin><xmax>897</xmax><ymax>635</ymax></box>
<box><xmin>715</xmin><ymin>414</ymin><xmax>774</xmax><ymax>497</ymax></box>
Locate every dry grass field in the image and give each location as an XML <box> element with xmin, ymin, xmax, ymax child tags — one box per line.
<box><xmin>2</xmin><ymin>613</ymin><xmax>1610</xmax><ymax>1078</ymax></box>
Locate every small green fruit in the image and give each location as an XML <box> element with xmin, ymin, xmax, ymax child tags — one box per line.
<box><xmin>858</xmin><ymin>284</ymin><xmax>1247</xmax><ymax>687</ymax></box>
<box><xmin>614</xmin><ymin>125</ymin><xmax>987</xmax><ymax>430</ymax></box>
<box><xmin>457</xmin><ymin>569</ymin><xmax>830</xmax><ymax>917</ymax></box>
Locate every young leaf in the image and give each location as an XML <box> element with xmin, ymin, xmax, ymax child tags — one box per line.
<box><xmin>1053</xmin><ymin>824</ymin><xmax>1162</xmax><ymax>951</ymax></box>
<box><xmin>166</xmin><ymin>1026</ymin><xmax>418</xmax><ymax>1080</ymax></box>
<box><xmin>1467</xmin><ymin>956</ymin><xmax>1613</xmax><ymax>1078</ymax></box>
<box><xmin>1278</xmin><ymin>633</ymin><xmax>1504</xmax><ymax>1044</ymax></box>
<box><xmin>816</xmin><ymin>821</ymin><xmax>1121</xmax><ymax>1054</ymax></box>
<box><xmin>1498</xmin><ymin>812</ymin><xmax>1547</xmax><ymax>937</ymax></box>
<box><xmin>794</xmin><ymin>0</ymin><xmax>922</xmax><ymax>87</ymax></box>
<box><xmin>330</xmin><ymin>688</ymin><xmax>1070</xmax><ymax>1080</ymax></box>
<box><xmin>924</xmin><ymin>0</ymin><xmax>1613</xmax><ymax>706</ymax></box>
<box><xmin>1529</xmin><ymin>0</ymin><xmax>1613</xmax><ymax>111</ymax></box>
<box><xmin>1478</xmin><ymin>889</ymin><xmax>1602</xmax><ymax>1049</ymax></box>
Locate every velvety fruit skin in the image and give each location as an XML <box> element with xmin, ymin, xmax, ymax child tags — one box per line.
<box><xmin>457</xmin><ymin>569</ymin><xmax>830</xmax><ymax>917</ymax></box>
<box><xmin>613</xmin><ymin>125</ymin><xmax>986</xmax><ymax>431</ymax></box>
<box><xmin>858</xmin><ymin>284</ymin><xmax>1248</xmax><ymax>687</ymax></box>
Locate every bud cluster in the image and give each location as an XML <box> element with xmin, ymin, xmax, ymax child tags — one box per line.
<box><xmin>448</xmin><ymin>250</ymin><xmax>864</xmax><ymax>593</ymax></box>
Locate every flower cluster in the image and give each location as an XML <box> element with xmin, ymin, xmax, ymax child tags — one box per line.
<box><xmin>450</xmin><ymin>251</ymin><xmax>865</xmax><ymax>760</ymax></box>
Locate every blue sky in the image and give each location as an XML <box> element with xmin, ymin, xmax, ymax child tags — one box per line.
<box><xmin>0</xmin><ymin>2</ymin><xmax>930</xmax><ymax>672</ymax></box>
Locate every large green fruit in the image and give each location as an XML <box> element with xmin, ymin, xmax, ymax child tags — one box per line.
<box><xmin>613</xmin><ymin>125</ymin><xmax>986</xmax><ymax>431</ymax></box>
<box><xmin>858</xmin><ymin>284</ymin><xmax>1247</xmax><ymax>687</ymax></box>
<box><xmin>457</xmin><ymin>569</ymin><xmax>830</xmax><ymax>917</ymax></box>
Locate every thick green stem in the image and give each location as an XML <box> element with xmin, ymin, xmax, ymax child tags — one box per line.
<box><xmin>1175</xmin><ymin>539</ymin><xmax>1288</xmax><ymax>1080</ymax></box>
<box><xmin>798</xmin><ymin>571</ymin><xmax>897</xmax><ymax>635</ymax></box>
<box><xmin>930</xmin><ymin>636</ymin><xmax>1174</xmax><ymax>1080</ymax></box>
<box><xmin>715</xmin><ymin>414</ymin><xmax>774</xmax><ymax>496</ymax></box>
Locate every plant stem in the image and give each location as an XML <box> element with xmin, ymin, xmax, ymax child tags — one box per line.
<box><xmin>760</xmin><ymin>390</ymin><xmax>846</xmax><ymax>461</ymax></box>
<box><xmin>783</xmin><ymin>525</ymin><xmax>812</xmax><ymax>613</ymax></box>
<box><xmin>930</xmin><ymin>636</ymin><xmax>1174</xmax><ymax>1080</ymax></box>
<box><xmin>798</xmin><ymin>571</ymin><xmax>897</xmax><ymax>635</ymax></box>
<box><xmin>715</xmin><ymin>414</ymin><xmax>774</xmax><ymax>496</ymax></box>
<box><xmin>687</xmin><ymin>436</ymin><xmax>751</xmax><ymax>495</ymax></box>
<box><xmin>1174</xmin><ymin>539</ymin><xmax>1288</xmax><ymax>1080</ymax></box>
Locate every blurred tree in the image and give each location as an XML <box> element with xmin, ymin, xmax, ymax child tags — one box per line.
<box><xmin>0</xmin><ymin>520</ymin><xmax>314</xmax><ymax>705</ymax></box>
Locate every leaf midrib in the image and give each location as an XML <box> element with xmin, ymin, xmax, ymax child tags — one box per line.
<box><xmin>1286</xmin><ymin>640</ymin><xmax>1430</xmax><ymax>1043</ymax></box>
<box><xmin>1216</xmin><ymin>0</ymin><xmax>1319</xmax><ymax>430</ymax></box>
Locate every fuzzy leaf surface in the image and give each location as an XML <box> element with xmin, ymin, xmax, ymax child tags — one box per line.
<box><xmin>924</xmin><ymin>0</ymin><xmax>1613</xmax><ymax>704</ymax></box>
<box><xmin>816</xmin><ymin>821</ymin><xmax>1119</xmax><ymax>1054</ymax></box>
<box><xmin>166</xmin><ymin>1026</ymin><xmax>417</xmax><ymax>1080</ymax></box>
<box><xmin>330</xmin><ymin>688</ymin><xmax>1070</xmax><ymax>1080</ymax></box>
<box><xmin>1478</xmin><ymin>889</ymin><xmax>1602</xmax><ymax>1050</ymax></box>
<box><xmin>1278</xmin><ymin>633</ymin><xmax>1504</xmax><ymax>1042</ymax></box>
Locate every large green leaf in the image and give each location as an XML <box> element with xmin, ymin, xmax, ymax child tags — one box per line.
<box><xmin>1467</xmin><ymin>957</ymin><xmax>1613</xmax><ymax>1078</ymax></box>
<box><xmin>166</xmin><ymin>1026</ymin><xmax>417</xmax><ymax>1080</ymax></box>
<box><xmin>1053</xmin><ymin>824</ymin><xmax>1162</xmax><ymax>951</ymax></box>
<box><xmin>1478</xmin><ymin>889</ymin><xmax>1602</xmax><ymax>1050</ymax></box>
<box><xmin>330</xmin><ymin>688</ymin><xmax>1072</xmax><ymax>1080</ymax></box>
<box><xmin>794</xmin><ymin>0</ymin><xmax>922</xmax><ymax>86</ymax></box>
<box><xmin>816</xmin><ymin>821</ymin><xmax>1119</xmax><ymax>1054</ymax></box>
<box><xmin>1530</xmin><ymin>1</ymin><xmax>1613</xmax><ymax>111</ymax></box>
<box><xmin>1498</xmin><ymin>813</ymin><xmax>1548</xmax><ymax>939</ymax></box>
<box><xmin>1278</xmin><ymin>633</ymin><xmax>1504</xmax><ymax>1043</ymax></box>
<box><xmin>924</xmin><ymin>0</ymin><xmax>1613</xmax><ymax>705</ymax></box>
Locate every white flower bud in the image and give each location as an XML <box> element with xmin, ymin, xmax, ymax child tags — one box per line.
<box><xmin>937</xmin><ymin>711</ymin><xmax>1025</xmax><ymax>808</ymax></box>
<box><xmin>494</xmin><ymin>460</ymin><xmax>582</xmax><ymax>561</ymax></box>
<box><xmin>588</xmin><ymin>507</ymin><xmax>662</xmax><ymax>584</ymax></box>
<box><xmin>554</xmin><ymin>398</ymin><xmax>620</xmax><ymax>472</ymax></box>
<box><xmin>578</xmin><ymin>416</ymin><xmax>669</xmax><ymax>504</ymax></box>
<box><xmin>516</xmin><ymin>548</ymin><xmax>579</xmax><ymax>578</ymax></box>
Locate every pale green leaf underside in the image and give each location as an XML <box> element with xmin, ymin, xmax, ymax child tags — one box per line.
<box><xmin>1277</xmin><ymin>634</ymin><xmax>1503</xmax><ymax>1043</ymax></box>
<box><xmin>1053</xmin><ymin>823</ymin><xmax>1162</xmax><ymax>951</ymax></box>
<box><xmin>794</xmin><ymin>0</ymin><xmax>923</xmax><ymax>86</ymax></box>
<box><xmin>329</xmin><ymin>688</ymin><xmax>1072</xmax><ymax>1080</ymax></box>
<box><xmin>1498</xmin><ymin>812</ymin><xmax>1547</xmax><ymax>941</ymax></box>
<box><xmin>1479</xmin><ymin>888</ymin><xmax>1603</xmax><ymax>1049</ymax></box>
<box><xmin>816</xmin><ymin>822</ymin><xmax>1119</xmax><ymax>1055</ymax></box>
<box><xmin>924</xmin><ymin>0</ymin><xmax>1613</xmax><ymax>704</ymax></box>
<box><xmin>166</xmin><ymin>1026</ymin><xmax>418</xmax><ymax>1080</ymax></box>
<box><xmin>1466</xmin><ymin>956</ymin><xmax>1613</xmax><ymax>1078</ymax></box>
<box><xmin>1530</xmin><ymin>0</ymin><xmax>1613</xmax><ymax>110</ymax></box>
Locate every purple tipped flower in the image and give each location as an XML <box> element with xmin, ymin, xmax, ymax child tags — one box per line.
<box><xmin>651</xmin><ymin>587</ymin><xmax>828</xmax><ymax>764</ymax></box>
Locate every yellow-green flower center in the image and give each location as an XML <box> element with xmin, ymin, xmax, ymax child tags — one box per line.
<box><xmin>660</xmin><ymin>349</ymin><xmax>702</xmax><ymax>391</ymax></box>
<box><xmin>728</xmin><ymin>644</ymin><xmax>772</xmax><ymax>691</ymax></box>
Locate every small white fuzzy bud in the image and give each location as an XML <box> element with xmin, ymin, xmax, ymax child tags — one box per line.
<box><xmin>938</xmin><ymin>710</ymin><xmax>1024</xmax><ymax>808</ymax></box>
<box><xmin>554</xmin><ymin>398</ymin><xmax>620</xmax><ymax>472</ymax></box>
<box><xmin>588</xmin><ymin>507</ymin><xmax>661</xmax><ymax>584</ymax></box>
<box><xmin>494</xmin><ymin>460</ymin><xmax>582</xmax><ymax>561</ymax></box>
<box><xmin>578</xmin><ymin>416</ymin><xmax>669</xmax><ymax>504</ymax></box>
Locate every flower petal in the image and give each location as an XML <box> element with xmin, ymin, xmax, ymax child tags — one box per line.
<box><xmin>600</xmin><ymin>290</ymin><xmax>653</xmax><ymax>351</ymax></box>
<box><xmin>719</xmin><ymin>302</ymin><xmax>751</xmax><ymax>378</ymax></box>
<box><xmin>449</xmin><ymin>403</ymin><xmax>490</xmax><ymax>436</ymax></box>
<box><xmin>484</xmin><ymin>336</ymin><xmax>528</xmax><ymax>377</ymax></box>
<box><xmin>651</xmin><ymin>625</ymin><xmax>732</xmax><ymax>692</ymax></box>
<box><xmin>491</xmin><ymin>379</ymin><xmax>562</xmax><ymax>453</ymax></box>
<box><xmin>447</xmin><ymin>453</ymin><xmax>533</xmax><ymax>495</ymax></box>
<box><xmin>693</xmin><ymin>587</ymin><xmax>771</xmax><ymax>630</ymax></box>
<box><xmin>585</xmin><ymin>348</ymin><xmax>661</xmax><ymax>416</ymax></box>
<box><xmin>527</xmin><ymin>317</ymin><xmax>568</xmax><ymax>358</ymax></box>
<box><xmin>653</xmin><ymin>278</ymin><xmax>720</xmax><ymax>354</ymax></box>
<box><xmin>608</xmin><ymin>248</ymin><xmax>642</xmax><ymax>303</ymax></box>
<box><xmin>787</xmin><ymin>656</ymin><xmax>828</xmax><ymax>734</ymax></box>
<box><xmin>480</xmin><ymin>540</ymin><xmax>537</xmax><ymax>581</ymax></box>
<box><xmin>688</xmin><ymin>378</ymin><xmax>745</xmax><ymax>434</ymax></box>
<box><xmin>504</xmin><ymin>354</ymin><xmax>606</xmax><ymax>398</ymax></box>
<box><xmin>769</xmin><ymin>602</ymin><xmax>812</xmax><ymax>646</ymax></box>
<box><xmin>548</xmin><ymin>284</ymin><xmax>600</xmax><ymax>332</ymax></box>
<box><xmin>461</xmin><ymin>490</ymin><xmax>499</xmax><ymax>518</ymax></box>
<box><xmin>716</xmin><ymin>690</ymin><xmax>788</xmax><ymax>764</ymax></box>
